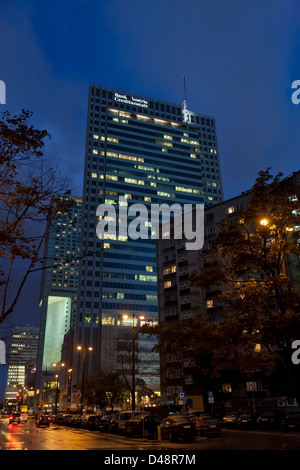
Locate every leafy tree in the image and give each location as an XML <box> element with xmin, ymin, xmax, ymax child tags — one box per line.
<box><xmin>85</xmin><ymin>368</ymin><xmax>127</xmax><ymax>410</ymax></box>
<box><xmin>0</xmin><ymin>110</ymin><xmax>72</xmax><ymax>323</ymax></box>
<box><xmin>192</xmin><ymin>169</ymin><xmax>300</xmax><ymax>399</ymax></box>
<box><xmin>114</xmin><ymin>336</ymin><xmax>148</xmax><ymax>409</ymax></box>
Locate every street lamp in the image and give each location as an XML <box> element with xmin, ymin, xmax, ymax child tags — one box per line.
<box><xmin>67</xmin><ymin>369</ymin><xmax>72</xmax><ymax>413</ymax></box>
<box><xmin>259</xmin><ymin>218</ymin><xmax>269</xmax><ymax>227</ymax></box>
<box><xmin>52</xmin><ymin>362</ymin><xmax>65</xmax><ymax>415</ymax></box>
<box><xmin>77</xmin><ymin>346</ymin><xmax>93</xmax><ymax>415</ymax></box>
<box><xmin>122</xmin><ymin>313</ymin><xmax>145</xmax><ymax>411</ymax></box>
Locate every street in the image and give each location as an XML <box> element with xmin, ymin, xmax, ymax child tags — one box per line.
<box><xmin>1</xmin><ymin>418</ymin><xmax>300</xmax><ymax>451</ymax></box>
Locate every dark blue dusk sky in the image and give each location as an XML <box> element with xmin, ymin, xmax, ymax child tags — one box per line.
<box><xmin>1</xmin><ymin>0</ymin><xmax>300</xmax><ymax>329</ymax></box>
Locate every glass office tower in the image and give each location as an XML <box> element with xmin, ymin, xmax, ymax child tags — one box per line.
<box><xmin>35</xmin><ymin>194</ymin><xmax>82</xmax><ymax>407</ymax></box>
<box><xmin>73</xmin><ymin>85</ymin><xmax>223</xmax><ymax>397</ymax></box>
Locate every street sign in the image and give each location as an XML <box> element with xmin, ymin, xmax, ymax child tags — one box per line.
<box><xmin>178</xmin><ymin>391</ymin><xmax>186</xmax><ymax>403</ymax></box>
<box><xmin>208</xmin><ymin>391</ymin><xmax>214</xmax><ymax>403</ymax></box>
<box><xmin>140</xmin><ymin>388</ymin><xmax>148</xmax><ymax>397</ymax></box>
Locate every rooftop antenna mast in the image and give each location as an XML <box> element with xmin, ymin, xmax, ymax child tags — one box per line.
<box><xmin>183</xmin><ymin>75</ymin><xmax>187</xmax><ymax>105</ymax></box>
<box><xmin>182</xmin><ymin>75</ymin><xmax>189</xmax><ymax>123</ymax></box>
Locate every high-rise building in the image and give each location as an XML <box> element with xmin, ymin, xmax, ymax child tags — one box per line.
<box><xmin>35</xmin><ymin>194</ymin><xmax>82</xmax><ymax>404</ymax></box>
<box><xmin>73</xmin><ymin>85</ymin><xmax>224</xmax><ymax>403</ymax></box>
<box><xmin>5</xmin><ymin>326</ymin><xmax>39</xmax><ymax>404</ymax></box>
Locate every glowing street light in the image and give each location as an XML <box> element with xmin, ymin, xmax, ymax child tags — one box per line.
<box><xmin>260</xmin><ymin>218</ymin><xmax>269</xmax><ymax>227</ymax></box>
<box><xmin>77</xmin><ymin>346</ymin><xmax>93</xmax><ymax>415</ymax></box>
<box><xmin>122</xmin><ymin>313</ymin><xmax>145</xmax><ymax>410</ymax></box>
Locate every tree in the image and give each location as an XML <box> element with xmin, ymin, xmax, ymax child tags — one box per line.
<box><xmin>190</xmin><ymin>169</ymin><xmax>300</xmax><ymax>400</ymax></box>
<box><xmin>85</xmin><ymin>369</ymin><xmax>126</xmax><ymax>410</ymax></box>
<box><xmin>0</xmin><ymin>109</ymin><xmax>73</xmax><ymax>324</ymax></box>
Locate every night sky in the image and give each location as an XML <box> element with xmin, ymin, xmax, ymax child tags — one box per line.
<box><xmin>1</xmin><ymin>0</ymin><xmax>300</xmax><ymax>329</ymax></box>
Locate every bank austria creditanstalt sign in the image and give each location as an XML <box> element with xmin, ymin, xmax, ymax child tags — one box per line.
<box><xmin>114</xmin><ymin>92</ymin><xmax>148</xmax><ymax>108</ymax></box>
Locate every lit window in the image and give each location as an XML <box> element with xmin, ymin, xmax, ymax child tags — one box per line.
<box><xmin>163</xmin><ymin>265</ymin><xmax>176</xmax><ymax>275</ymax></box>
<box><xmin>222</xmin><ymin>383</ymin><xmax>232</xmax><ymax>393</ymax></box>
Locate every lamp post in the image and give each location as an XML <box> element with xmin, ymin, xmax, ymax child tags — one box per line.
<box><xmin>67</xmin><ymin>369</ymin><xmax>72</xmax><ymax>413</ymax></box>
<box><xmin>52</xmin><ymin>362</ymin><xmax>65</xmax><ymax>415</ymax></box>
<box><xmin>77</xmin><ymin>346</ymin><xmax>93</xmax><ymax>415</ymax></box>
<box><xmin>123</xmin><ymin>313</ymin><xmax>145</xmax><ymax>411</ymax></box>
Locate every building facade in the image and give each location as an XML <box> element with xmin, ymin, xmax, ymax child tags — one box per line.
<box><xmin>4</xmin><ymin>326</ymin><xmax>39</xmax><ymax>406</ymax></box>
<box><xmin>73</xmin><ymin>84</ymin><xmax>224</xmax><ymax>405</ymax></box>
<box><xmin>35</xmin><ymin>194</ymin><xmax>82</xmax><ymax>408</ymax></box>
<box><xmin>156</xmin><ymin>193</ymin><xmax>250</xmax><ymax>410</ymax></box>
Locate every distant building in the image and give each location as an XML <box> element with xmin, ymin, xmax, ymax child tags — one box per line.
<box><xmin>4</xmin><ymin>326</ymin><xmax>39</xmax><ymax>405</ymax></box>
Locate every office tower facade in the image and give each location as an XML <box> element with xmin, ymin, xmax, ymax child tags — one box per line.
<box><xmin>156</xmin><ymin>194</ymin><xmax>250</xmax><ymax>409</ymax></box>
<box><xmin>5</xmin><ymin>326</ymin><xmax>39</xmax><ymax>404</ymax></box>
<box><xmin>35</xmin><ymin>194</ymin><xmax>82</xmax><ymax>403</ymax></box>
<box><xmin>73</xmin><ymin>85</ymin><xmax>223</xmax><ymax>400</ymax></box>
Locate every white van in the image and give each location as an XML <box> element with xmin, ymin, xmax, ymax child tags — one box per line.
<box><xmin>20</xmin><ymin>412</ymin><xmax>28</xmax><ymax>423</ymax></box>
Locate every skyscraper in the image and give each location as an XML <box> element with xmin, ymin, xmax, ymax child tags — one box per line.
<box><xmin>5</xmin><ymin>326</ymin><xmax>39</xmax><ymax>404</ymax></box>
<box><xmin>35</xmin><ymin>194</ymin><xmax>82</xmax><ymax>404</ymax></box>
<box><xmin>73</xmin><ymin>84</ymin><xmax>223</xmax><ymax>401</ymax></box>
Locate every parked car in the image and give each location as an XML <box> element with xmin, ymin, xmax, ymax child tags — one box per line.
<box><xmin>109</xmin><ymin>413</ymin><xmax>121</xmax><ymax>433</ymax></box>
<box><xmin>160</xmin><ymin>415</ymin><xmax>196</xmax><ymax>442</ymax></box>
<box><xmin>52</xmin><ymin>414</ymin><xmax>66</xmax><ymax>425</ymax></box>
<box><xmin>237</xmin><ymin>413</ymin><xmax>259</xmax><ymax>429</ymax></box>
<box><xmin>71</xmin><ymin>415</ymin><xmax>83</xmax><ymax>428</ymax></box>
<box><xmin>281</xmin><ymin>412</ymin><xmax>300</xmax><ymax>431</ymax></box>
<box><xmin>60</xmin><ymin>414</ymin><xmax>79</xmax><ymax>426</ymax></box>
<box><xmin>36</xmin><ymin>415</ymin><xmax>51</xmax><ymax>428</ymax></box>
<box><xmin>257</xmin><ymin>410</ymin><xmax>286</xmax><ymax>430</ymax></box>
<box><xmin>69</xmin><ymin>415</ymin><xmax>82</xmax><ymax>427</ymax></box>
<box><xmin>80</xmin><ymin>414</ymin><xmax>96</xmax><ymax>429</ymax></box>
<box><xmin>183</xmin><ymin>410</ymin><xmax>207</xmax><ymax>420</ymax></box>
<box><xmin>98</xmin><ymin>414</ymin><xmax>116</xmax><ymax>433</ymax></box>
<box><xmin>118</xmin><ymin>411</ymin><xmax>149</xmax><ymax>433</ymax></box>
<box><xmin>87</xmin><ymin>414</ymin><xmax>102</xmax><ymax>430</ymax></box>
<box><xmin>195</xmin><ymin>416</ymin><xmax>221</xmax><ymax>437</ymax></box>
<box><xmin>125</xmin><ymin>413</ymin><xmax>161</xmax><ymax>438</ymax></box>
<box><xmin>60</xmin><ymin>414</ymin><xmax>73</xmax><ymax>426</ymax></box>
<box><xmin>9</xmin><ymin>412</ymin><xmax>21</xmax><ymax>424</ymax></box>
<box><xmin>221</xmin><ymin>412</ymin><xmax>240</xmax><ymax>427</ymax></box>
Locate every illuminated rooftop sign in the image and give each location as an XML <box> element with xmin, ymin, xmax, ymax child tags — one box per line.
<box><xmin>114</xmin><ymin>92</ymin><xmax>148</xmax><ymax>108</ymax></box>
